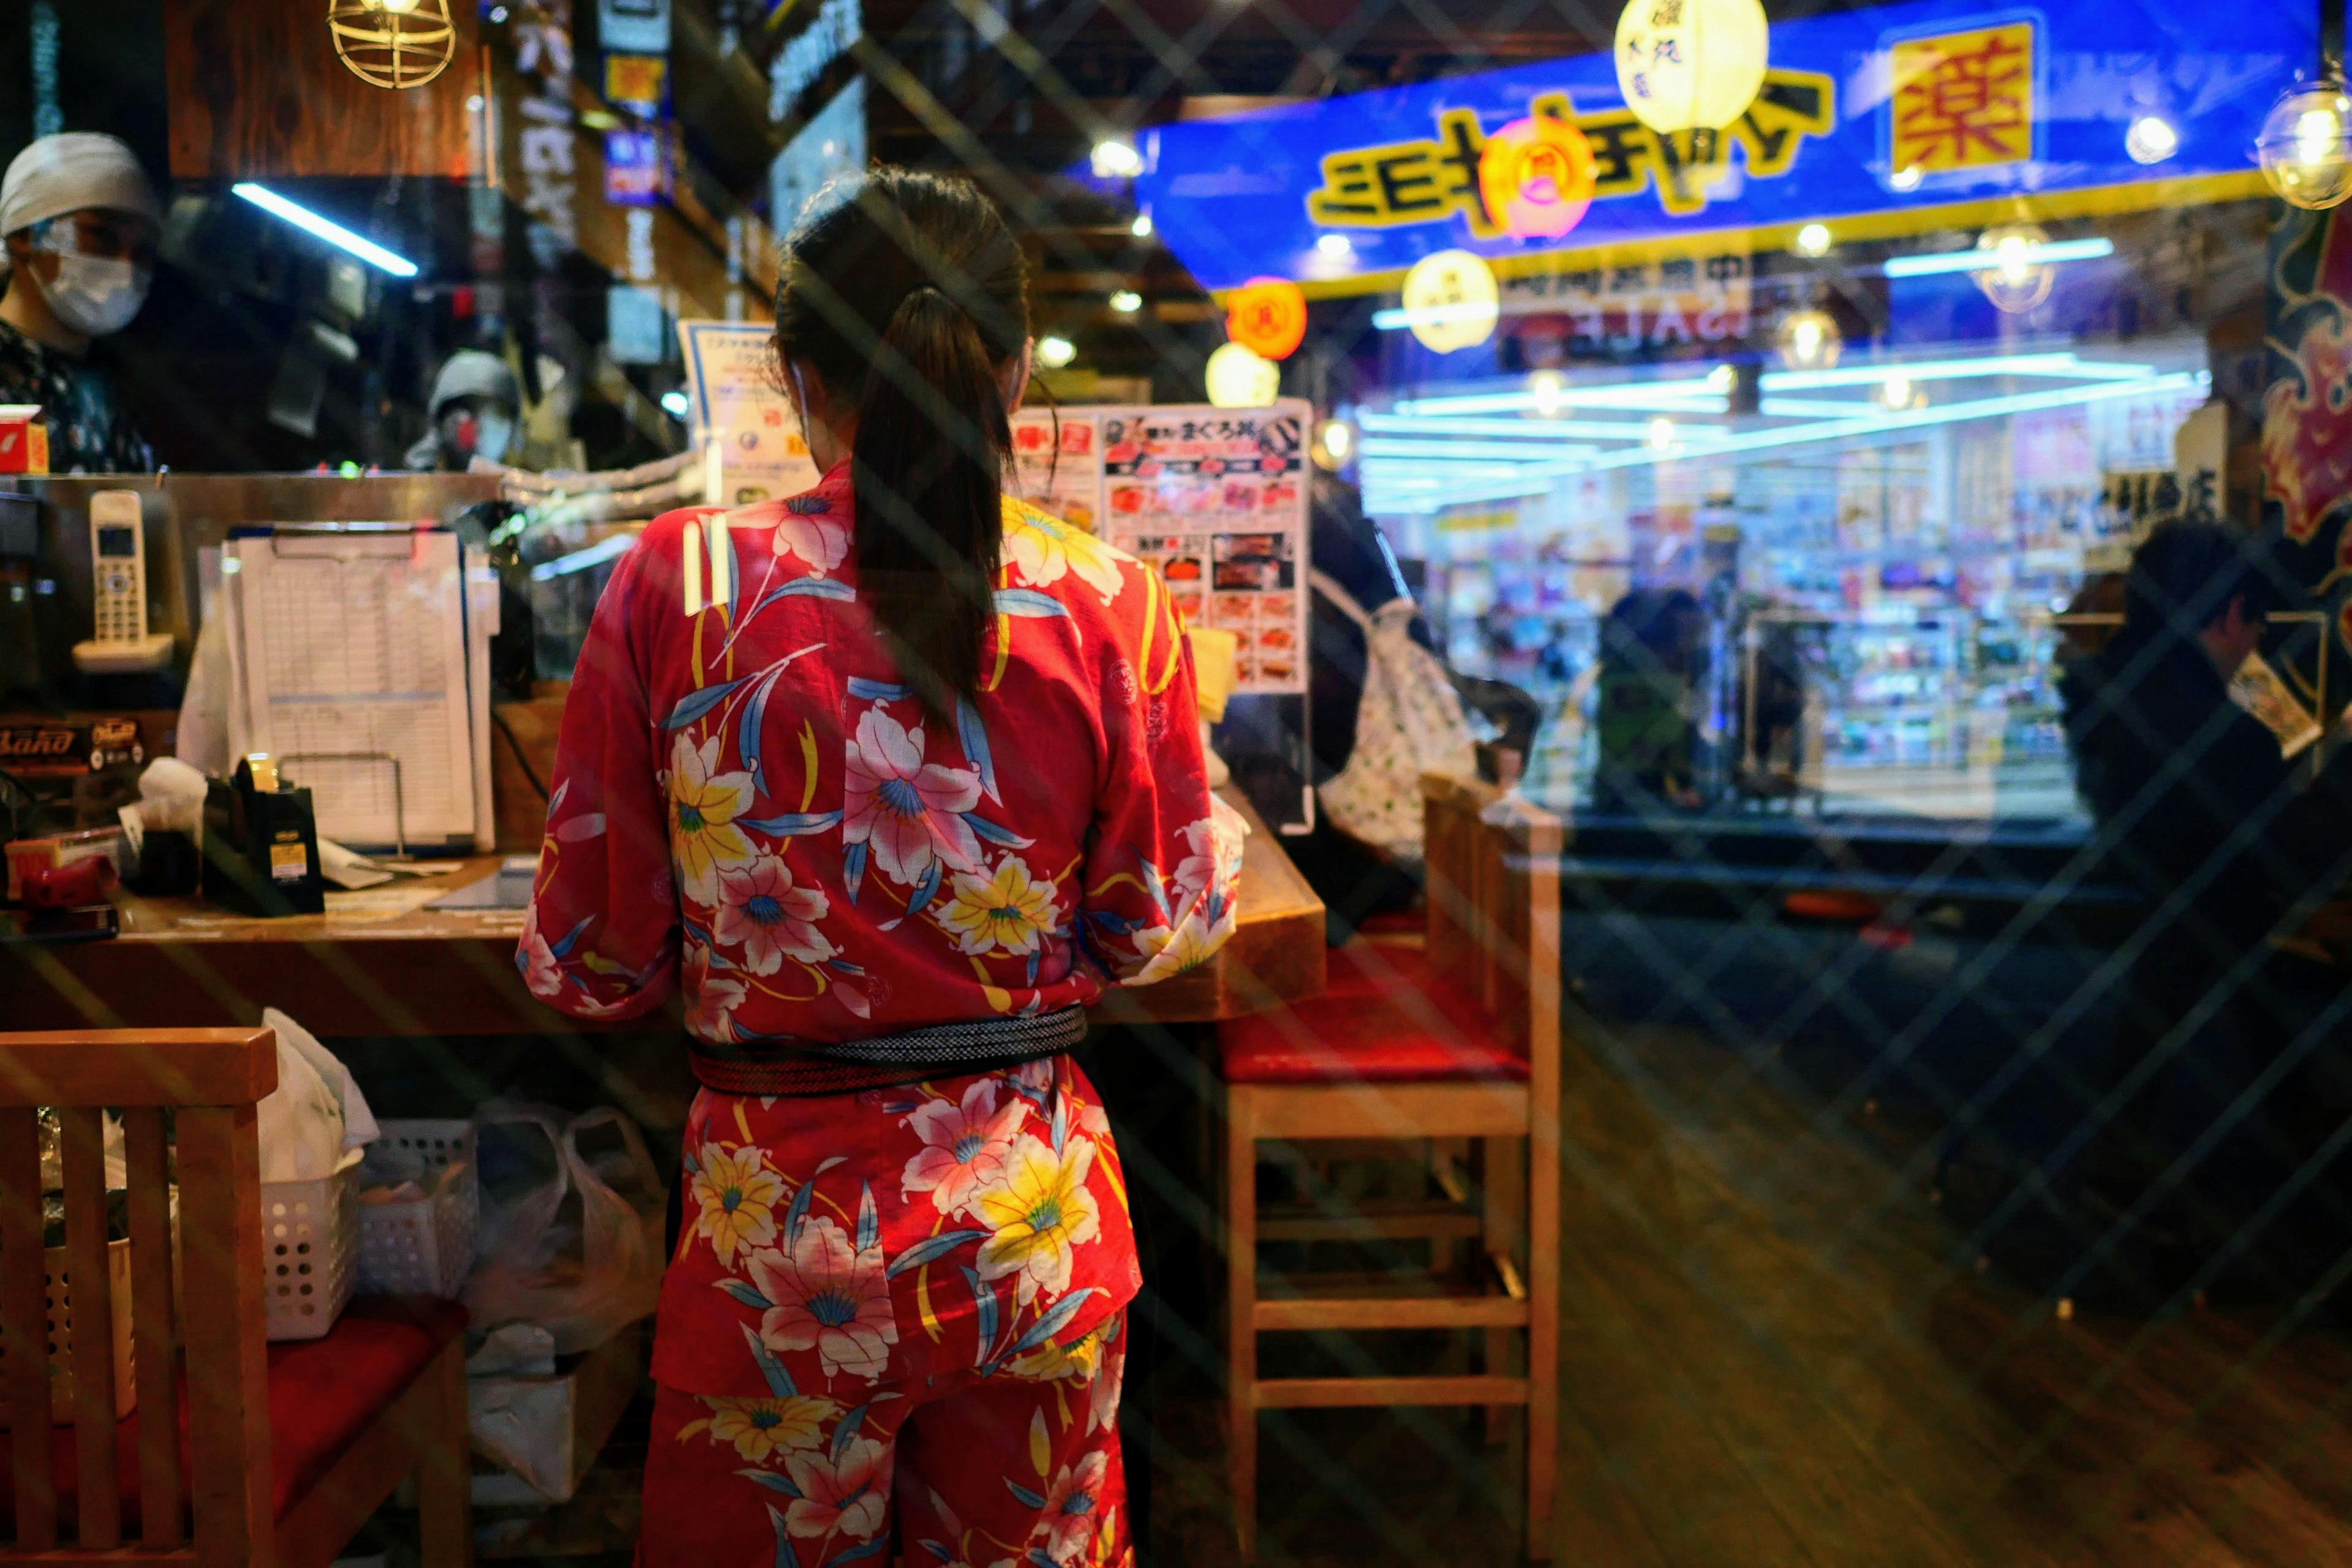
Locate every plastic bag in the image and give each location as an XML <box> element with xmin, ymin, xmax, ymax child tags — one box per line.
<box><xmin>254</xmin><ymin>1017</ymin><xmax>346</xmax><ymax>1184</ymax></box>
<box><xmin>462</xmin><ymin>1105</ymin><xmax>665</xmax><ymax>1355</ymax></box>
<box><xmin>1312</xmin><ymin>568</ymin><xmax>1477</xmax><ymax>861</ymax></box>
<box><xmin>263</xmin><ymin>1007</ymin><xmax>379</xmax><ymax>1153</ymax></box>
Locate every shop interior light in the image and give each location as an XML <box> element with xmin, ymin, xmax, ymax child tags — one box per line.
<box><xmin>1706</xmin><ymin>364</ymin><xmax>1736</xmax><ymax>393</ymax></box>
<box><xmin>1090</xmin><ymin>139</ymin><xmax>1145</xmax><ymax>179</ymax></box>
<box><xmin>1313</xmin><ymin>418</ymin><xmax>1355</xmax><ymax>469</ymax></box>
<box><xmin>1529</xmin><ymin>370</ymin><xmax>1565</xmax><ymax>415</ymax></box>
<box><xmin>1776</xmin><ymin>307</ymin><xmax>1839</xmax><ymax>371</ymax></box>
<box><xmin>1888</xmin><ymin>165</ymin><xmax>1924</xmax><ymax>192</ymax></box>
<box><xmin>232</xmin><ymin>183</ymin><xmax>420</xmax><ymax>277</ymax></box>
<box><xmin>660</xmin><ymin>390</ymin><xmax>689</xmax><ymax>418</ymax></box>
<box><xmin>1035</xmin><ymin>334</ymin><xmax>1077</xmax><ymax>368</ymax></box>
<box><xmin>2126</xmin><ymin>115</ymin><xmax>2179</xmax><ymax>165</ymax></box>
<box><xmin>1646</xmin><ymin>417</ymin><xmax>1676</xmax><ymax>449</ymax></box>
<box><xmin>1882</xmin><ymin>237</ymin><xmax>2113</xmax><ymax>277</ymax></box>
<box><xmin>1316</xmin><ymin>233</ymin><xmax>1354</xmax><ymax>258</ymax></box>
<box><xmin>2258</xmin><ymin>81</ymin><xmax>2352</xmax><ymax>209</ymax></box>
<box><xmin>1109</xmin><ymin>289</ymin><xmax>1143</xmax><ymax>314</ymax></box>
<box><xmin>1879</xmin><ymin>374</ymin><xmax>1912</xmax><ymax>410</ymax></box>
<box><xmin>530</xmin><ymin>533</ymin><xmax>638</xmax><ymax>581</ymax></box>
<box><xmin>1130</xmin><ymin>213</ymin><xmax>1154</xmax><ymax>238</ymax></box>
<box><xmin>1792</xmin><ymin>222</ymin><xmax>1833</xmax><ymax>257</ymax></box>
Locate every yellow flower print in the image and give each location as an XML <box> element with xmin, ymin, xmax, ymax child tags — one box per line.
<box><xmin>975</xmin><ymin>1133</ymin><xmax>1100</xmax><ymax>1305</ymax></box>
<box><xmin>699</xmin><ymin>1393</ymin><xmax>839</xmax><ymax>1463</ymax></box>
<box><xmin>669</xmin><ymin>731</ymin><xmax>756</xmax><ymax>903</ymax></box>
<box><xmin>1003</xmin><ymin>505</ymin><xmax>1126</xmax><ymax>605</ymax></box>
<box><xmin>691</xmin><ymin>1142</ymin><xmax>786</xmax><ymax>1267</ymax></box>
<box><xmin>1006</xmin><ymin>1319</ymin><xmax>1107</xmax><ymax>1384</ymax></box>
<box><xmin>937</xmin><ymin>856</ymin><xmax>1061</xmax><ymax>957</ymax></box>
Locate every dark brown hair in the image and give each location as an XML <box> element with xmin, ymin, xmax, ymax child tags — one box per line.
<box><xmin>773</xmin><ymin>168</ymin><xmax>1029</xmax><ymax>715</ymax></box>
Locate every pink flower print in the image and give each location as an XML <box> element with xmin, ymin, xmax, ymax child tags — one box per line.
<box><xmin>517</xmin><ymin>904</ymin><xmax>564</xmax><ymax>998</ymax></box>
<box><xmin>746</xmin><ymin>1215</ymin><xmax>899</xmax><ymax>1381</ymax></box>
<box><xmin>782</xmin><ymin>1433</ymin><xmax>891</xmax><ymax>1540</ymax></box>
<box><xmin>1088</xmin><ymin>1338</ymin><xmax>1125</xmax><ymax>1436</ymax></box>
<box><xmin>682</xmin><ymin>944</ymin><xmax>748</xmax><ymax>1042</ymax></box>
<box><xmin>714</xmin><ymin>856</ymin><xmax>837</xmax><ymax>976</ymax></box>
<box><xmin>774</xmin><ymin>507</ymin><xmax>850</xmax><ymax>573</ymax></box>
<box><xmin>843</xmin><ymin>706</ymin><xmax>982</xmax><ymax>887</ymax></box>
<box><xmin>901</xmin><ymin>1079</ymin><xmax>1025</xmax><ymax>1216</ymax></box>
<box><xmin>1035</xmin><ymin>1449</ymin><xmax>1110</xmax><ymax>1564</ymax></box>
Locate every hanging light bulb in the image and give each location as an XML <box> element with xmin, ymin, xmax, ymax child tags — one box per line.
<box><xmin>1879</xmin><ymin>374</ymin><xmax>1912</xmax><ymax>411</ymax></box>
<box><xmin>2125</xmin><ymin>115</ymin><xmax>2179</xmax><ymax>165</ymax></box>
<box><xmin>1973</xmin><ymin>221</ymin><xmax>2056</xmax><ymax>313</ymax></box>
<box><xmin>1774</xmin><ymin>307</ymin><xmax>1839</xmax><ymax>371</ymax></box>
<box><xmin>1312</xmin><ymin>418</ymin><xmax>1356</xmax><ymax>470</ymax></box>
<box><xmin>1792</xmin><ymin>222</ymin><xmax>1832</xmax><ymax>257</ymax></box>
<box><xmin>2258</xmin><ymin>81</ymin><xmax>2352</xmax><ymax>209</ymax></box>
<box><xmin>1613</xmin><ymin>0</ymin><xmax>1769</xmax><ymax>135</ymax></box>
<box><xmin>1529</xmin><ymin>370</ymin><xmax>1566</xmax><ymax>416</ymax></box>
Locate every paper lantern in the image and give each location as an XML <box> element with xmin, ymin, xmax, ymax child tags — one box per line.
<box><xmin>2258</xmin><ymin>81</ymin><xmax>2352</xmax><ymax>211</ymax></box>
<box><xmin>1226</xmin><ymin>276</ymin><xmax>1309</xmax><ymax>361</ymax></box>
<box><xmin>1205</xmin><ymin>342</ymin><xmax>1280</xmax><ymax>408</ymax></box>
<box><xmin>1477</xmin><ymin>117</ymin><xmax>1598</xmax><ymax>239</ymax></box>
<box><xmin>1614</xmin><ymin>0</ymin><xmax>1768</xmax><ymax>135</ymax></box>
<box><xmin>1399</xmin><ymin>249</ymin><xmax>1499</xmax><ymax>353</ymax></box>
<box><xmin>1774</xmin><ymin>307</ymin><xmax>1839</xmax><ymax>371</ymax></box>
<box><xmin>327</xmin><ymin>0</ymin><xmax>457</xmax><ymax>89</ymax></box>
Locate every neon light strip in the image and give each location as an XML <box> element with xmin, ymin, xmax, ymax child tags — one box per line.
<box><xmin>1882</xmin><ymin>238</ymin><xmax>2116</xmax><ymax>277</ymax></box>
<box><xmin>233</xmin><ymin>183</ymin><xmax>421</xmax><ymax>277</ymax></box>
<box><xmin>530</xmin><ymin>533</ymin><xmax>638</xmax><ymax>581</ymax></box>
<box><xmin>1361</xmin><ymin>439</ymin><xmax>1606</xmax><ymax>461</ymax></box>
<box><xmin>1392</xmin><ymin>353</ymin><xmax>2162</xmax><ymax>419</ymax></box>
<box><xmin>1370</xmin><ymin>301</ymin><xmax>1503</xmax><ymax>330</ymax></box>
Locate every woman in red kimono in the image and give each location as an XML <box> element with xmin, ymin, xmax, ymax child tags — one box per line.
<box><xmin>518</xmin><ymin>168</ymin><xmax>1242</xmax><ymax>1567</ymax></box>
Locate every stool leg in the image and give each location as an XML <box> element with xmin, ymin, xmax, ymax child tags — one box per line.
<box><xmin>1482</xmin><ymin>1134</ymin><xmax>1526</xmax><ymax>1447</ymax></box>
<box><xmin>1526</xmin><ymin>1117</ymin><xmax>1559</xmax><ymax>1560</ymax></box>
<box><xmin>416</xmin><ymin>1336</ymin><xmax>474</xmax><ymax>1567</ymax></box>
<box><xmin>1226</xmin><ymin>1087</ymin><xmax>1260</xmax><ymax>1562</ymax></box>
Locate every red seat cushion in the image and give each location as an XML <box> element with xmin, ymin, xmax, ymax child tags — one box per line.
<box><xmin>1222</xmin><ymin>967</ymin><xmax>1528</xmax><ymax>1085</ymax></box>
<box><xmin>1324</xmin><ymin>940</ymin><xmax>1436</xmax><ymax>1000</ymax></box>
<box><xmin>0</xmin><ymin>1295</ymin><xmax>466</xmax><ymax>1531</ymax></box>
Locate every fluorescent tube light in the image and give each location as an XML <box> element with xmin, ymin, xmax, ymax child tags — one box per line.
<box><xmin>233</xmin><ymin>183</ymin><xmax>420</xmax><ymax>277</ymax></box>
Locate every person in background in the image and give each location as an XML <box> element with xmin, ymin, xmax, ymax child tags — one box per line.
<box><xmin>2063</xmin><ymin>519</ymin><xmax>2352</xmax><ymax>1300</ymax></box>
<box><xmin>1593</xmin><ymin>587</ymin><xmax>1706</xmax><ymax>814</ymax></box>
<box><xmin>518</xmin><ymin>168</ymin><xmax>1236</xmax><ymax>1566</ymax></box>
<box><xmin>405</xmin><ymin>349</ymin><xmax>521</xmax><ymax>470</ymax></box>
<box><xmin>0</xmin><ymin>132</ymin><xmax>159</xmax><ymax>473</ymax></box>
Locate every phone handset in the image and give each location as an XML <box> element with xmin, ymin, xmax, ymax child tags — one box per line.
<box><xmin>72</xmin><ymin>490</ymin><xmax>175</xmax><ymax>674</ymax></box>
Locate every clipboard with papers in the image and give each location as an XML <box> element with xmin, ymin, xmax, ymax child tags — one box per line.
<box><xmin>218</xmin><ymin>524</ymin><xmax>499</xmax><ymax>854</ymax></box>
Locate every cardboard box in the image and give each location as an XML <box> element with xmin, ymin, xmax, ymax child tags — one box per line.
<box><xmin>0</xmin><ymin>407</ymin><xmax>47</xmax><ymax>475</ymax></box>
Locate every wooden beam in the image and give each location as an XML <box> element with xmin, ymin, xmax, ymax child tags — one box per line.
<box><xmin>1254</xmin><ymin>1294</ymin><xmax>1528</xmax><ymax>1332</ymax></box>
<box><xmin>1256</xmin><ymin>1375</ymin><xmax>1530</xmax><ymax>1409</ymax></box>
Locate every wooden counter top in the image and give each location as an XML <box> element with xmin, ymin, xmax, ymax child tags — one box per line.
<box><xmin>2</xmin><ymin>790</ymin><xmax>1324</xmax><ymax>1038</ymax></box>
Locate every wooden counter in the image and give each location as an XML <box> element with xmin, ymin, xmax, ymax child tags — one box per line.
<box><xmin>2</xmin><ymin>790</ymin><xmax>1324</xmax><ymax>1038</ymax></box>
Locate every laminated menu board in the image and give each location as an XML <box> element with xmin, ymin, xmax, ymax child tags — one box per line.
<box><xmin>1012</xmin><ymin>399</ymin><xmax>1310</xmax><ymax>698</ymax></box>
<box><xmin>677</xmin><ymin>320</ymin><xmax>824</xmax><ymax>506</ymax></box>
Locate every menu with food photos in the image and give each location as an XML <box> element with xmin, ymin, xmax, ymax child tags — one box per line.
<box><xmin>1011</xmin><ymin>399</ymin><xmax>1310</xmax><ymax>698</ymax></box>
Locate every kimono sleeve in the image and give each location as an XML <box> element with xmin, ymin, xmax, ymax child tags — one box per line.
<box><xmin>516</xmin><ymin>540</ymin><xmax>680</xmax><ymax>1019</ymax></box>
<box><xmin>1079</xmin><ymin>567</ymin><xmax>1245</xmax><ymax>986</ymax></box>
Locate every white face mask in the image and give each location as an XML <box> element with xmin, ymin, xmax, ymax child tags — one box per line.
<box><xmin>37</xmin><ymin>251</ymin><xmax>149</xmax><ymax>338</ymax></box>
<box><xmin>473</xmin><ymin>411</ymin><xmax>514</xmax><ymax>466</ymax></box>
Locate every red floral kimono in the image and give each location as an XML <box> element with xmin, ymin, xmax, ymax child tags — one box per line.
<box><xmin>519</xmin><ymin>465</ymin><xmax>1242</xmax><ymax>1567</ymax></box>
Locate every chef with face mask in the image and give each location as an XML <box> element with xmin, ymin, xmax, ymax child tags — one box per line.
<box><xmin>406</xmin><ymin>349</ymin><xmax>522</xmax><ymax>472</ymax></box>
<box><xmin>0</xmin><ymin>133</ymin><xmax>160</xmax><ymax>474</ymax></box>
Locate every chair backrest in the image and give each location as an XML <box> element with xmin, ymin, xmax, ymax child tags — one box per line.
<box><xmin>0</xmin><ymin>1028</ymin><xmax>279</xmax><ymax>1564</ymax></box>
<box><xmin>1420</xmin><ymin>772</ymin><xmax>1564</xmax><ymax>1111</ymax></box>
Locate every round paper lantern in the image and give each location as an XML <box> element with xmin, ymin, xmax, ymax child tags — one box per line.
<box><xmin>1477</xmin><ymin>117</ymin><xmax>1599</xmax><ymax>239</ymax></box>
<box><xmin>327</xmin><ymin>0</ymin><xmax>456</xmax><ymax>88</ymax></box>
<box><xmin>1206</xmin><ymin>342</ymin><xmax>1281</xmax><ymax>409</ymax></box>
<box><xmin>1399</xmin><ymin>249</ymin><xmax>1499</xmax><ymax>353</ymax></box>
<box><xmin>1613</xmin><ymin>0</ymin><xmax>1768</xmax><ymax>135</ymax></box>
<box><xmin>2258</xmin><ymin>81</ymin><xmax>2352</xmax><ymax>211</ymax></box>
<box><xmin>1226</xmin><ymin>276</ymin><xmax>1309</xmax><ymax>360</ymax></box>
<box><xmin>1774</xmin><ymin>307</ymin><xmax>1839</xmax><ymax>371</ymax></box>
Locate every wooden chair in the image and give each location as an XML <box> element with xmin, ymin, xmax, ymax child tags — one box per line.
<box><xmin>1219</xmin><ymin>773</ymin><xmax>1562</xmax><ymax>1560</ymax></box>
<box><xmin>0</xmin><ymin>1027</ymin><xmax>472</xmax><ymax>1566</ymax></box>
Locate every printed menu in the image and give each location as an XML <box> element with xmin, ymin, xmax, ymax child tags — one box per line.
<box><xmin>1009</xmin><ymin>409</ymin><xmax>1102</xmax><ymax>535</ymax></box>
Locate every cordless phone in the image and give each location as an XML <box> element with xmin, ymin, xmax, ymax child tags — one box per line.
<box><xmin>71</xmin><ymin>490</ymin><xmax>175</xmax><ymax>673</ymax></box>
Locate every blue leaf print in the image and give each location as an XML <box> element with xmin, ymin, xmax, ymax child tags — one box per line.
<box><xmin>661</xmin><ymin>674</ymin><xmax>754</xmax><ymax>731</ymax></box>
<box><xmin>783</xmin><ymin>1177</ymin><xmax>813</xmax><ymax>1250</ymax></box>
<box><xmin>884</xmin><ymin>1229</ymin><xmax>990</xmax><ymax>1278</ymax></box>
<box><xmin>814</xmin><ymin>1155</ymin><xmax>849</xmax><ymax>1177</ymax></box>
<box><xmin>717</xmin><ymin>1278</ymin><xmax>773</xmax><ymax>1310</ymax></box>
<box><xmin>1049</xmin><ymin>1092</ymin><xmax>1066</xmax><ymax>1156</ymax></box>
<box><xmin>740</xmin><ymin>668</ymin><xmax>785</xmax><ymax>796</ymax></box>
<box><xmin>740</xmin><ymin>1470</ymin><xmax>801</xmax><ymax>1498</ymax></box>
<box><xmin>754</xmin><ymin>576</ymin><xmax>858</xmax><ymax>610</ymax></box>
<box><xmin>548</xmin><ymin>913</ymin><xmax>595</xmax><ymax>960</ymax></box>
<box><xmin>740</xmin><ymin>1321</ymin><xmax>798</xmax><ymax>1398</ymax></box>
<box><xmin>786</xmin><ymin>493</ymin><xmax>834</xmax><ymax>514</ymax></box>
<box><xmin>917</xmin><ymin>1543</ymin><xmax>954</xmax><ymax>1562</ymax></box>
<box><xmin>956</xmin><ymin>700</ymin><xmax>1000</xmax><ymax>805</ymax></box>
<box><xmin>824</xmin><ymin>1541</ymin><xmax>889</xmax><ymax>1567</ymax></box>
<box><xmin>1026</xmin><ymin>1551</ymin><xmax>1061</xmax><ymax>1568</ymax></box>
<box><xmin>963</xmin><ymin>1266</ymin><xmax>1000</xmax><ymax>1368</ymax></box>
<box><xmin>1137</xmin><ymin>855</ymin><xmax>1173</xmax><ymax>922</ymax></box>
<box><xmin>965</xmin><ymin>813</ymin><xmax>1034</xmax><ymax>850</ymax></box>
<box><xmin>736</xmin><ymin>810</ymin><xmax>844</xmax><ymax>837</ymax></box>
<box><xmin>903</xmin><ymin>859</ymin><xmax>944</xmax><ymax>922</ymax></box>
<box><xmin>1004</xmin><ymin>1480</ymin><xmax>1049</xmax><ymax>1510</ymax></box>
<box><xmin>1006</xmin><ymin>1286</ymin><xmax>1101</xmax><ymax>1357</ymax></box>
<box><xmin>826</xmin><ymin>959</ymin><xmax>867</xmax><ymax>976</ymax></box>
<box><xmin>856</xmin><ymin>1180</ymin><xmax>879</xmax><ymax>1253</ymax></box>
<box><xmin>993</xmin><ymin>588</ymin><xmax>1071</xmax><ymax>619</ymax></box>
<box><xmin>725</xmin><ymin>523</ymin><xmax>742</xmax><ymax>614</ymax></box>
<box><xmin>832</xmin><ymin>1401</ymin><xmax>870</xmax><ymax>1461</ymax></box>
<box><xmin>771</xmin><ymin>1504</ymin><xmax>794</xmax><ymax>1568</ymax></box>
<box><xmin>848</xmin><ymin>676</ymin><xmax>913</xmax><ymax>702</ymax></box>
<box><xmin>843</xmin><ymin>840</ymin><xmax>868</xmax><ymax>905</ymax></box>
<box><xmin>1025</xmin><ymin>950</ymin><xmax>1041</xmax><ymax>988</ymax></box>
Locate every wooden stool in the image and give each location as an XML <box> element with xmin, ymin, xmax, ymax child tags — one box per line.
<box><xmin>0</xmin><ymin>1027</ymin><xmax>472</xmax><ymax>1567</ymax></box>
<box><xmin>1218</xmin><ymin>774</ymin><xmax>1561</xmax><ymax>1561</ymax></box>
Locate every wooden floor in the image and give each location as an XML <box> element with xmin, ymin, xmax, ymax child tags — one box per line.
<box><xmin>1149</xmin><ymin>1020</ymin><xmax>2352</xmax><ymax>1567</ymax></box>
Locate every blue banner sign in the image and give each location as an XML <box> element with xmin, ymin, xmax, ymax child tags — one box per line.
<box><xmin>1128</xmin><ymin>0</ymin><xmax>2314</xmax><ymax>297</ymax></box>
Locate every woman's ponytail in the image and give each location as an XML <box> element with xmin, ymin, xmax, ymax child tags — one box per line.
<box><xmin>771</xmin><ymin>169</ymin><xmax>1030</xmax><ymax>721</ymax></box>
<box><xmin>850</xmin><ymin>285</ymin><xmax>1008</xmax><ymax>717</ymax></box>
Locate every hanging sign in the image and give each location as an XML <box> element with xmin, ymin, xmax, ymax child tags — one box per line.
<box><xmin>598</xmin><ymin>0</ymin><xmax>670</xmax><ymax>55</ymax></box>
<box><xmin>1226</xmin><ymin>276</ymin><xmax>1308</xmax><ymax>360</ymax></box>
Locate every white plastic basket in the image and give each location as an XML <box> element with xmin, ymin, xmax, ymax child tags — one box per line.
<box><xmin>262</xmin><ymin>1163</ymin><xmax>359</xmax><ymax>1342</ymax></box>
<box><xmin>0</xmin><ymin>1237</ymin><xmax>135</xmax><ymax>1428</ymax></box>
<box><xmin>357</xmin><ymin>1120</ymin><xmax>478</xmax><ymax>1298</ymax></box>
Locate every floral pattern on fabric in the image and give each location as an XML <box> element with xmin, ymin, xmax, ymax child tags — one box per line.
<box><xmin>518</xmin><ymin>464</ymin><xmax>1240</xmax><ymax>1046</ymax></box>
<box><xmin>0</xmin><ymin>317</ymin><xmax>152</xmax><ymax>474</ymax></box>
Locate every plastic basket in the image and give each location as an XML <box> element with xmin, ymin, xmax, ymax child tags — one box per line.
<box><xmin>357</xmin><ymin>1120</ymin><xmax>479</xmax><ymax>1298</ymax></box>
<box><xmin>263</xmin><ymin>1163</ymin><xmax>358</xmax><ymax>1342</ymax></box>
<box><xmin>0</xmin><ymin>1237</ymin><xmax>135</xmax><ymax>1428</ymax></box>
